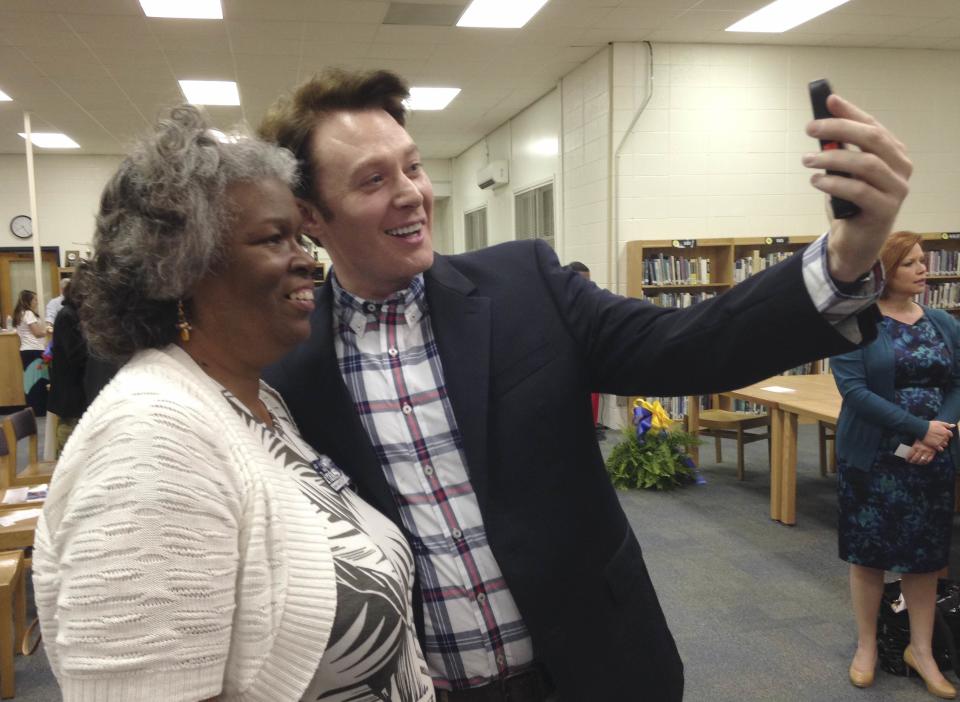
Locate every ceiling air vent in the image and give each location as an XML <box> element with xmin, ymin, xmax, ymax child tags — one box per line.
<box><xmin>383</xmin><ymin>3</ymin><xmax>466</xmax><ymax>26</ymax></box>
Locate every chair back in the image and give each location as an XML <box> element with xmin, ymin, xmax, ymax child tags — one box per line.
<box><xmin>2</xmin><ymin>409</ymin><xmax>40</xmax><ymax>481</ymax></box>
<box><xmin>7</xmin><ymin>410</ymin><xmax>36</xmax><ymax>444</ymax></box>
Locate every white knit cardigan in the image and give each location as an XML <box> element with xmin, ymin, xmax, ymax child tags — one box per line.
<box><xmin>34</xmin><ymin>346</ymin><xmax>338</xmax><ymax>702</ymax></box>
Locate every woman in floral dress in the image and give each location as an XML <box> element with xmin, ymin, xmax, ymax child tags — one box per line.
<box><xmin>833</xmin><ymin>231</ymin><xmax>960</xmax><ymax>698</ymax></box>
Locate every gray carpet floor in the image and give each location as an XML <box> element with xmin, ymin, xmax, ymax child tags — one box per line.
<box><xmin>600</xmin><ymin>423</ymin><xmax>960</xmax><ymax>701</ymax></box>
<box><xmin>7</xmin><ymin>419</ymin><xmax>960</xmax><ymax>700</ymax></box>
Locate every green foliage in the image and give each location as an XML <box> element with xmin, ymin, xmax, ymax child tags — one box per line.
<box><xmin>605</xmin><ymin>425</ymin><xmax>700</xmax><ymax>491</ymax></box>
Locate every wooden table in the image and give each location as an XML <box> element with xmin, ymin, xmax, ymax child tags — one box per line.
<box><xmin>724</xmin><ymin>374</ymin><xmax>841</xmax><ymax>526</ymax></box>
<box><xmin>0</xmin><ymin>505</ymin><xmax>38</xmax><ymax>551</ymax></box>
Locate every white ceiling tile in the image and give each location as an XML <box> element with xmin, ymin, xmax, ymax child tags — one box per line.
<box><xmin>58</xmin><ymin>13</ymin><xmax>149</xmax><ymax>35</ymax></box>
<box><xmin>667</xmin><ymin>10</ymin><xmax>751</xmax><ymax>32</ymax></box>
<box><xmin>234</xmin><ymin>53</ymin><xmax>301</xmax><ymax>77</ymax></box>
<box><xmin>225</xmin><ymin>0</ymin><xmax>306</xmax><ymax>21</ymax></box>
<box><xmin>149</xmin><ymin>19</ymin><xmax>231</xmax><ymax>52</ymax></box>
<box><xmin>299</xmin><ymin>22</ymin><xmax>380</xmax><ymax>43</ymax></box>
<box><xmin>298</xmin><ymin>41</ymin><xmax>372</xmax><ymax>62</ymax></box>
<box><xmin>39</xmin><ymin>0</ymin><xmax>140</xmax><ymax>14</ymax></box>
<box><xmin>367</xmin><ymin>42</ymin><xmax>438</xmax><ymax>61</ymax></box>
<box><xmin>592</xmin><ymin>6</ymin><xmax>681</xmax><ymax>29</ymax></box>
<box><xmin>374</xmin><ymin>24</ymin><xmax>456</xmax><ymax>44</ymax></box>
<box><xmin>580</xmin><ymin>27</ymin><xmax>654</xmax><ymax>43</ymax></box>
<box><xmin>692</xmin><ymin>0</ymin><xmax>767</xmax><ymax>11</ymax></box>
<box><xmin>795</xmin><ymin>12</ymin><xmax>939</xmax><ymax>36</ymax></box>
<box><xmin>838</xmin><ymin>0</ymin><xmax>960</xmax><ymax>18</ymax></box>
<box><xmin>166</xmin><ymin>51</ymin><xmax>237</xmax><ymax>78</ymax></box>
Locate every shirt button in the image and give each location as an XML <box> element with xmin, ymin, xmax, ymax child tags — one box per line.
<box><xmin>365</xmin><ymin>303</ymin><xmax>377</xmax><ymax>313</ymax></box>
<box><xmin>388</xmin><ymin>347</ymin><xmax>398</xmax><ymax>357</ymax></box>
<box><xmin>477</xmin><ymin>593</ymin><xmax>487</xmax><ymax>604</ymax></box>
<box><xmin>424</xmin><ymin>465</ymin><xmax>435</xmax><ymax>476</ymax></box>
<box><xmin>402</xmin><ymin>404</ymin><xmax>412</xmax><ymax>415</ymax></box>
<box><xmin>451</xmin><ymin>528</ymin><xmax>463</xmax><ymax>540</ymax></box>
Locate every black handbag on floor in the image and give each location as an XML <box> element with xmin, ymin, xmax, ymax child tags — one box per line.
<box><xmin>877</xmin><ymin>579</ymin><xmax>960</xmax><ymax>676</ymax></box>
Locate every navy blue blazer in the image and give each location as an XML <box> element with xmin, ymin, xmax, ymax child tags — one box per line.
<box><xmin>832</xmin><ymin>306</ymin><xmax>960</xmax><ymax>471</ymax></box>
<box><xmin>266</xmin><ymin>239</ymin><xmax>875</xmax><ymax>701</ymax></box>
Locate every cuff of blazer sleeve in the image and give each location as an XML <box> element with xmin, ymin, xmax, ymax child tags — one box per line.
<box><xmin>802</xmin><ymin>232</ymin><xmax>883</xmax><ymax>345</ymax></box>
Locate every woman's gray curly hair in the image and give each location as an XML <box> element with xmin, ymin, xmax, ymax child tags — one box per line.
<box><xmin>80</xmin><ymin>104</ymin><xmax>298</xmax><ymax>362</ymax></box>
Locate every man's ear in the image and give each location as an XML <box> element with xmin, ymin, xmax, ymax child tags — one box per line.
<box><xmin>297</xmin><ymin>198</ymin><xmax>326</xmax><ymax>247</ymax></box>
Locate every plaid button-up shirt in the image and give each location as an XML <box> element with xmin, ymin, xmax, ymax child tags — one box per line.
<box><xmin>330</xmin><ymin>233</ymin><xmax>878</xmax><ymax>690</ymax></box>
<box><xmin>333</xmin><ymin>274</ymin><xmax>534</xmax><ymax>691</ymax></box>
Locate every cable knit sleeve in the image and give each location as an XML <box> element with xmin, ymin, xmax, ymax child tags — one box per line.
<box><xmin>34</xmin><ymin>381</ymin><xmax>244</xmax><ymax>702</ymax></box>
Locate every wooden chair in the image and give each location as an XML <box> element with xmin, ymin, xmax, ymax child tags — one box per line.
<box><xmin>687</xmin><ymin>394</ymin><xmax>770</xmax><ymax>480</ymax></box>
<box><xmin>2</xmin><ymin>409</ymin><xmax>55</xmax><ymax>489</ymax></box>
<box><xmin>818</xmin><ymin>420</ymin><xmax>837</xmax><ymax>476</ymax></box>
<box><xmin>0</xmin><ymin>429</ymin><xmax>44</xmax><ymax>512</ymax></box>
<box><xmin>0</xmin><ymin>550</ymin><xmax>25</xmax><ymax>699</ymax></box>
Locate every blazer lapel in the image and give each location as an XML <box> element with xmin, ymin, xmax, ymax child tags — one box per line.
<box><xmin>302</xmin><ymin>281</ymin><xmax>402</xmax><ymax>524</ymax></box>
<box><xmin>425</xmin><ymin>256</ymin><xmax>492</xmax><ymax>507</ymax></box>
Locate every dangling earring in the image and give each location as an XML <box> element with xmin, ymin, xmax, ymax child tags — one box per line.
<box><xmin>177</xmin><ymin>299</ymin><xmax>192</xmax><ymax>342</ymax></box>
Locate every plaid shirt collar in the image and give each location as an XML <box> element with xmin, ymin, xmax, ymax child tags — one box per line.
<box><xmin>331</xmin><ymin>272</ymin><xmax>428</xmax><ymax>337</ymax></box>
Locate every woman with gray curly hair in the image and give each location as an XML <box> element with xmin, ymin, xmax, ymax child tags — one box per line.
<box><xmin>33</xmin><ymin>105</ymin><xmax>434</xmax><ymax>702</ymax></box>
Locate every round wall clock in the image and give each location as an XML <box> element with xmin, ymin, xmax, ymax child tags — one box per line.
<box><xmin>9</xmin><ymin>215</ymin><xmax>32</xmax><ymax>239</ymax></box>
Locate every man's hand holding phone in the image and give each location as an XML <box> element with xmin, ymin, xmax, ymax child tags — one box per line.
<box><xmin>803</xmin><ymin>80</ymin><xmax>913</xmax><ymax>283</ymax></box>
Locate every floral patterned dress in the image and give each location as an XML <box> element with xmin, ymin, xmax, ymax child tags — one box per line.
<box><xmin>838</xmin><ymin>315</ymin><xmax>956</xmax><ymax>573</ymax></box>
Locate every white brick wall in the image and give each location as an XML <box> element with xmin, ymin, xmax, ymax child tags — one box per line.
<box><xmin>562</xmin><ymin>47</ymin><xmax>611</xmax><ymax>287</ymax></box>
<box><xmin>612</xmin><ymin>42</ymin><xmax>960</xmax><ymax>295</ymax></box>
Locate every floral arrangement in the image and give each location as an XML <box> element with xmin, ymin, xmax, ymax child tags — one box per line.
<box><xmin>605</xmin><ymin>399</ymin><xmax>701</xmax><ymax>491</ymax></box>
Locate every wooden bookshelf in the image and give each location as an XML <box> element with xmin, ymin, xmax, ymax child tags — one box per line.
<box><xmin>624</xmin><ymin>235</ymin><xmax>817</xmax><ymax>419</ymax></box>
<box><xmin>919</xmin><ymin>232</ymin><xmax>960</xmax><ymax>311</ymax></box>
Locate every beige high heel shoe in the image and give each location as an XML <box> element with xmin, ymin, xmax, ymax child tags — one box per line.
<box><xmin>904</xmin><ymin>644</ymin><xmax>957</xmax><ymax>699</ymax></box>
<box><xmin>848</xmin><ymin>661</ymin><xmax>875</xmax><ymax>688</ymax></box>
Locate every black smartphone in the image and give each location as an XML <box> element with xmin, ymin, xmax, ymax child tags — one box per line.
<box><xmin>809</xmin><ymin>78</ymin><xmax>860</xmax><ymax>219</ymax></box>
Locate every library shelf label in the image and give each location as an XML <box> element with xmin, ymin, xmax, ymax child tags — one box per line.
<box><xmin>765</xmin><ymin>236</ymin><xmax>790</xmax><ymax>245</ymax></box>
<box><xmin>672</xmin><ymin>239</ymin><xmax>697</xmax><ymax>248</ymax></box>
<box><xmin>942</xmin><ymin>232</ymin><xmax>960</xmax><ymax>240</ymax></box>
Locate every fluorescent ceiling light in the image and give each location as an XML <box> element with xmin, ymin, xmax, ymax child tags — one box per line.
<box><xmin>0</xmin><ymin>89</ymin><xmax>11</xmax><ymax>102</ymax></box>
<box><xmin>179</xmin><ymin>80</ymin><xmax>240</xmax><ymax>106</ymax></box>
<box><xmin>140</xmin><ymin>0</ymin><xmax>222</xmax><ymax>19</ymax></box>
<box><xmin>405</xmin><ymin>87</ymin><xmax>461</xmax><ymax>111</ymax></box>
<box><xmin>18</xmin><ymin>132</ymin><xmax>80</xmax><ymax>149</ymax></box>
<box><xmin>726</xmin><ymin>0</ymin><xmax>852</xmax><ymax>33</ymax></box>
<box><xmin>457</xmin><ymin>0</ymin><xmax>550</xmax><ymax>28</ymax></box>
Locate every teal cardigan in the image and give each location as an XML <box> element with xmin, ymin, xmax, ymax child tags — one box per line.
<box><xmin>832</xmin><ymin>306</ymin><xmax>960</xmax><ymax>471</ymax></box>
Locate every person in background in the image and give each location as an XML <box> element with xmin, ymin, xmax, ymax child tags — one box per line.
<box><xmin>832</xmin><ymin>231</ymin><xmax>960</xmax><ymax>698</ymax></box>
<box><xmin>34</xmin><ymin>105</ymin><xmax>433</xmax><ymax>702</ymax></box>
<box><xmin>567</xmin><ymin>260</ymin><xmax>590</xmax><ymax>280</ymax></box>
<box><xmin>259</xmin><ymin>67</ymin><xmax>910</xmax><ymax>701</ymax></box>
<box><xmin>47</xmin><ymin>270</ymin><xmax>88</xmax><ymax>456</ymax></box>
<box><xmin>45</xmin><ymin>276</ymin><xmax>70</xmax><ymax>327</ymax></box>
<box><xmin>13</xmin><ymin>289</ymin><xmax>48</xmax><ymax>417</ymax></box>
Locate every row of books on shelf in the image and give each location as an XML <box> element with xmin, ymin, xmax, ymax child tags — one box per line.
<box><xmin>916</xmin><ymin>283</ymin><xmax>960</xmax><ymax>309</ymax></box>
<box><xmin>925</xmin><ymin>250</ymin><xmax>960</xmax><ymax>276</ymax></box>
<box><xmin>733</xmin><ymin>251</ymin><xmax>794</xmax><ymax>283</ymax></box>
<box><xmin>645</xmin><ymin>292</ymin><xmax>716</xmax><ymax>308</ymax></box>
<box><xmin>642</xmin><ymin>255</ymin><xmax>711</xmax><ymax>286</ymax></box>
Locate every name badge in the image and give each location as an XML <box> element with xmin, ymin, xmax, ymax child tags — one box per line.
<box><xmin>311</xmin><ymin>457</ymin><xmax>352</xmax><ymax>493</ymax></box>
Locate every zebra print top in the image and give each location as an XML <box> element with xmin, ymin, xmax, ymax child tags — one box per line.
<box><xmin>224</xmin><ymin>384</ymin><xmax>434</xmax><ymax>702</ymax></box>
